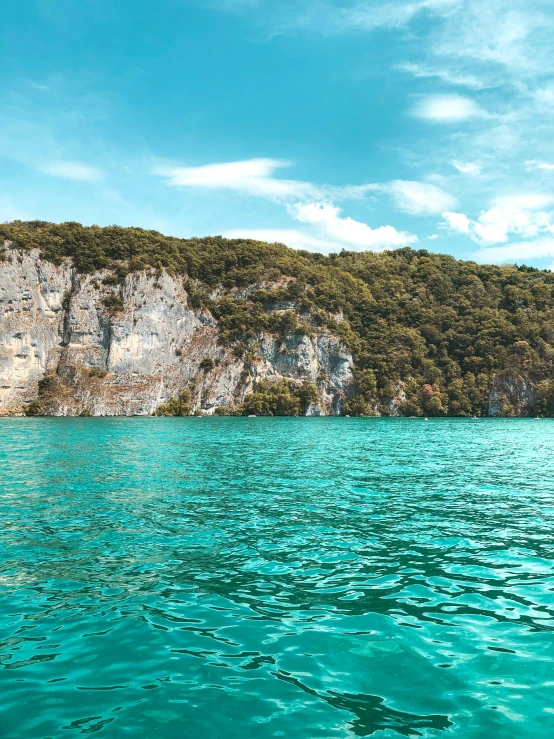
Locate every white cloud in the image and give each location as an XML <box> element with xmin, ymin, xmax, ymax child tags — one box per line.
<box><xmin>159</xmin><ymin>157</ymin><xmax>286</xmax><ymax>186</ymax></box>
<box><xmin>384</xmin><ymin>180</ymin><xmax>457</xmax><ymax>214</ymax></box>
<box><xmin>442</xmin><ymin>194</ymin><xmax>554</xmax><ymax>245</ymax></box>
<box><xmin>289</xmin><ymin>201</ymin><xmax>417</xmax><ymax>250</ymax></box>
<box><xmin>223</xmin><ymin>227</ymin><xmax>338</xmax><ymax>252</ymax></box>
<box><xmin>451</xmin><ymin>160</ymin><xmax>482</xmax><ymax>175</ymax></box>
<box><xmin>411</xmin><ymin>94</ymin><xmax>487</xmax><ymax>123</ymax></box>
<box><xmin>534</xmin><ymin>85</ymin><xmax>554</xmax><ymax>106</ymax></box>
<box><xmin>442</xmin><ymin>211</ymin><xmax>470</xmax><ymax>233</ymax></box>
<box><xmin>156</xmin><ymin>159</ymin><xmax>465</xmax><ymax>251</ymax></box>
<box><xmin>160</xmin><ymin>161</ymin><xmax>422</xmax><ymax>253</ymax></box>
<box><xmin>154</xmin><ymin>158</ymin><xmax>455</xmax><ymax>216</ymax></box>
<box><xmin>474</xmin><ymin>206</ymin><xmax>552</xmax><ymax>244</ymax></box>
<box><xmin>525</xmin><ymin>160</ymin><xmax>554</xmax><ymax>171</ymax></box>
<box><xmin>496</xmin><ymin>193</ymin><xmax>554</xmax><ymax>210</ymax></box>
<box><xmin>154</xmin><ymin>158</ymin><xmax>379</xmax><ymax>203</ymax></box>
<box><xmin>153</xmin><ymin>158</ymin><xmax>317</xmax><ymax>201</ymax></box>
<box><xmin>38</xmin><ymin>160</ymin><xmax>104</xmax><ymax>182</ymax></box>
<box><xmin>223</xmin><ymin>213</ymin><xmax>416</xmax><ymax>252</ymax></box>
<box><xmin>474</xmin><ymin>237</ymin><xmax>554</xmax><ymax>264</ymax></box>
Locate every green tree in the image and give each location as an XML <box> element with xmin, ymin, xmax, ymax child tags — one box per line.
<box><xmin>154</xmin><ymin>390</ymin><xmax>192</xmax><ymax>416</ymax></box>
<box><xmin>243</xmin><ymin>380</ymin><xmax>301</xmax><ymax>416</ymax></box>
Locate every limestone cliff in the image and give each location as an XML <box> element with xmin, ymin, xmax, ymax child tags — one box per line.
<box><xmin>0</xmin><ymin>249</ymin><xmax>354</xmax><ymax>416</ymax></box>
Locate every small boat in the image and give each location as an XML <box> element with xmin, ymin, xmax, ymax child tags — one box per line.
<box><xmin>248</xmin><ymin>414</ymin><xmax>256</xmax><ymax>418</ymax></box>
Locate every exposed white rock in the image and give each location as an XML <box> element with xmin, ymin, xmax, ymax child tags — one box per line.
<box><xmin>0</xmin><ymin>248</ymin><xmax>355</xmax><ymax>416</ymax></box>
<box><xmin>0</xmin><ymin>249</ymin><xmax>72</xmax><ymax>412</ymax></box>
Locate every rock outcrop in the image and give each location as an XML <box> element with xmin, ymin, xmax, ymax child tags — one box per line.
<box><xmin>0</xmin><ymin>249</ymin><xmax>354</xmax><ymax>416</ymax></box>
<box><xmin>488</xmin><ymin>374</ymin><xmax>535</xmax><ymax>417</ymax></box>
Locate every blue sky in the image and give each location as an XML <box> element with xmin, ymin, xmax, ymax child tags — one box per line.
<box><xmin>2</xmin><ymin>0</ymin><xmax>554</xmax><ymax>266</ymax></box>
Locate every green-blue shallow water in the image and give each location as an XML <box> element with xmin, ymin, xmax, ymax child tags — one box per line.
<box><xmin>1</xmin><ymin>418</ymin><xmax>553</xmax><ymax>738</ymax></box>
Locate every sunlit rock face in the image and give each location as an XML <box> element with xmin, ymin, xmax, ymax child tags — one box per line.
<box><xmin>0</xmin><ymin>248</ymin><xmax>354</xmax><ymax>416</ymax></box>
<box><xmin>0</xmin><ymin>250</ymin><xmax>72</xmax><ymax>413</ymax></box>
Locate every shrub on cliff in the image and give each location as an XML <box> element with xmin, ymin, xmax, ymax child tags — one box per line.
<box><xmin>199</xmin><ymin>358</ymin><xmax>215</xmax><ymax>372</ymax></box>
<box><xmin>102</xmin><ymin>294</ymin><xmax>124</xmax><ymax>314</ymax></box>
<box><xmin>24</xmin><ymin>374</ymin><xmax>59</xmax><ymax>416</ymax></box>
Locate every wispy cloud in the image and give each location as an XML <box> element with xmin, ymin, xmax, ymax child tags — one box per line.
<box><xmin>257</xmin><ymin>0</ymin><xmax>462</xmax><ymax>36</ymax></box>
<box><xmin>23</xmin><ymin>79</ymin><xmax>51</xmax><ymax>92</ymax></box>
<box><xmin>473</xmin><ymin>237</ymin><xmax>554</xmax><ymax>263</ymax></box>
<box><xmin>396</xmin><ymin>63</ymin><xmax>486</xmax><ymax>90</ymax></box>
<box><xmin>451</xmin><ymin>160</ymin><xmax>482</xmax><ymax>175</ymax></box>
<box><xmin>525</xmin><ymin>159</ymin><xmax>554</xmax><ymax>171</ymax></box>
<box><xmin>383</xmin><ymin>180</ymin><xmax>456</xmax><ymax>214</ymax></box>
<box><xmin>224</xmin><ymin>0</ymin><xmax>554</xmax><ymax>82</ymax></box>
<box><xmin>433</xmin><ymin>2</ymin><xmax>550</xmax><ymax>79</ymax></box>
<box><xmin>281</xmin><ymin>0</ymin><xmax>554</xmax><ymax>83</ymax></box>
<box><xmin>154</xmin><ymin>158</ymin><xmax>455</xmax><ymax>214</ymax></box>
<box><xmin>153</xmin><ymin>158</ymin><xmax>318</xmax><ymax>201</ymax></box>
<box><xmin>37</xmin><ymin>160</ymin><xmax>104</xmax><ymax>182</ymax></box>
<box><xmin>327</xmin><ymin>0</ymin><xmax>460</xmax><ymax>33</ymax></box>
<box><xmin>154</xmin><ymin>157</ymin><xmax>390</xmax><ymax>203</ymax></box>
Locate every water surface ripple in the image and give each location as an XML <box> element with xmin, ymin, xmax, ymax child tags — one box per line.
<box><xmin>1</xmin><ymin>418</ymin><xmax>553</xmax><ymax>737</ymax></box>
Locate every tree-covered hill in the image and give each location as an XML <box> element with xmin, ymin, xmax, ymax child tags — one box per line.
<box><xmin>3</xmin><ymin>219</ymin><xmax>554</xmax><ymax>417</ymax></box>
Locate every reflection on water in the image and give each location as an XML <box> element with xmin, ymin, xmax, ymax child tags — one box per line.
<box><xmin>1</xmin><ymin>417</ymin><xmax>553</xmax><ymax>738</ymax></box>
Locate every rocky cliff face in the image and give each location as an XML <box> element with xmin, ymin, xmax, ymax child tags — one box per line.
<box><xmin>488</xmin><ymin>374</ymin><xmax>535</xmax><ymax>417</ymax></box>
<box><xmin>0</xmin><ymin>249</ymin><xmax>354</xmax><ymax>416</ymax></box>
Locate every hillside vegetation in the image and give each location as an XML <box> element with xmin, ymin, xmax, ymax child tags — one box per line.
<box><xmin>3</xmin><ymin>219</ymin><xmax>554</xmax><ymax>417</ymax></box>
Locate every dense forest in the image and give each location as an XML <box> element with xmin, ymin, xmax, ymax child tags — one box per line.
<box><xmin>2</xmin><ymin>219</ymin><xmax>554</xmax><ymax>417</ymax></box>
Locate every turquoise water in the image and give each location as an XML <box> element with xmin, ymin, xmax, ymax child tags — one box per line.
<box><xmin>1</xmin><ymin>418</ymin><xmax>553</xmax><ymax>738</ymax></box>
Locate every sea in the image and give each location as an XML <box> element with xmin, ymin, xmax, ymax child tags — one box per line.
<box><xmin>1</xmin><ymin>417</ymin><xmax>553</xmax><ymax>738</ymax></box>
